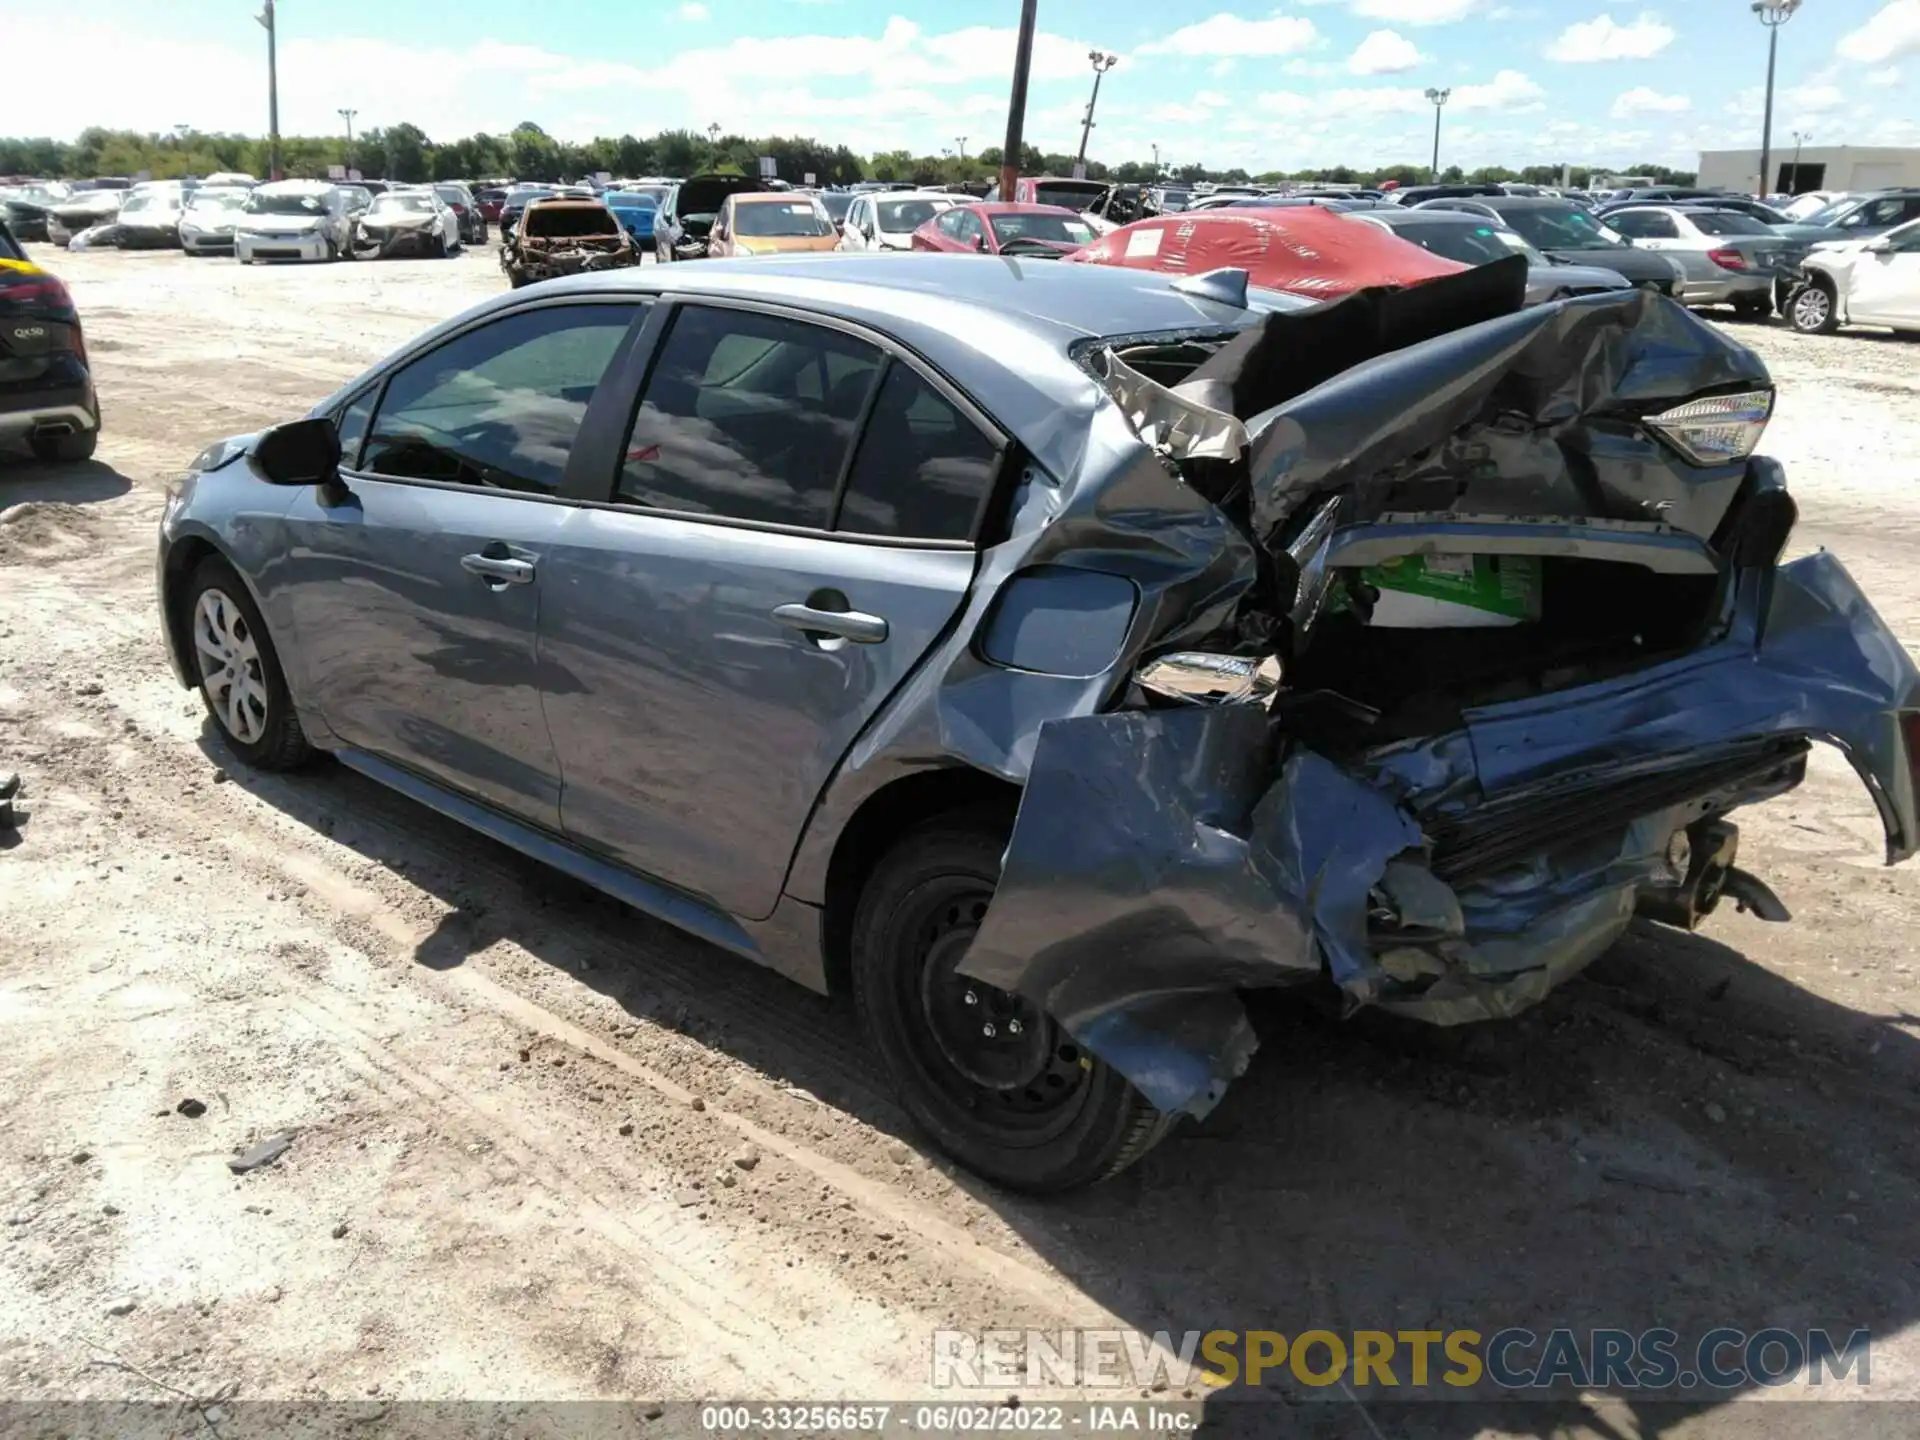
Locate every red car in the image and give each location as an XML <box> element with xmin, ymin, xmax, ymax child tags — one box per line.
<box><xmin>1066</xmin><ymin>207</ymin><xmax>1467</xmax><ymax>299</ymax></box>
<box><xmin>910</xmin><ymin>202</ymin><xmax>1098</xmax><ymax>258</ymax></box>
<box><xmin>474</xmin><ymin>187</ymin><xmax>508</xmax><ymax>223</ymax></box>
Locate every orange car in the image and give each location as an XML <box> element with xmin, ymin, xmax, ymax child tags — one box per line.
<box><xmin>708</xmin><ymin>193</ymin><xmax>840</xmax><ymax>257</ymax></box>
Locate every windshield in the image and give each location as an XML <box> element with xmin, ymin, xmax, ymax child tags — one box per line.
<box><xmin>877</xmin><ymin>198</ymin><xmax>950</xmax><ymax>231</ymax></box>
<box><xmin>433</xmin><ymin>186</ymin><xmax>469</xmax><ymax>204</ymax></box>
<box><xmin>1689</xmin><ymin>211</ymin><xmax>1772</xmax><ymax>237</ymax></box>
<box><xmin>1800</xmin><ymin>198</ymin><xmax>1856</xmax><ymax>226</ymax></box>
<box><xmin>373</xmin><ymin>194</ymin><xmax>434</xmax><ymax>215</ymax></box>
<box><xmin>245</xmin><ymin>192</ymin><xmax>325</xmax><ymax>216</ymax></box>
<box><xmin>988</xmin><ymin>211</ymin><xmax>1095</xmax><ymax>246</ymax></box>
<box><xmin>819</xmin><ymin>193</ymin><xmax>854</xmax><ymax>221</ymax></box>
<box><xmin>1499</xmin><ymin>203</ymin><xmax>1628</xmax><ymax>250</ymax></box>
<box><xmin>731</xmin><ymin>199</ymin><xmax>831</xmax><ymax>237</ymax></box>
<box><xmin>120</xmin><ymin>194</ymin><xmax>168</xmax><ymax>214</ymax></box>
<box><xmin>1156</xmin><ymin>189</ymin><xmax>1191</xmax><ymax>211</ymax></box>
<box><xmin>1383</xmin><ymin>220</ymin><xmax>1516</xmax><ymax>266</ymax></box>
<box><xmin>606</xmin><ymin>192</ymin><xmax>659</xmax><ymax>209</ymax></box>
<box><xmin>1033</xmin><ymin>181</ymin><xmax>1107</xmax><ymax>209</ymax></box>
<box><xmin>188</xmin><ymin>191</ymin><xmax>248</xmax><ymax>213</ymax></box>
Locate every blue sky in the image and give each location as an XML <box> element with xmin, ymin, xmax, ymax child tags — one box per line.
<box><xmin>8</xmin><ymin>0</ymin><xmax>1917</xmax><ymax>169</ymax></box>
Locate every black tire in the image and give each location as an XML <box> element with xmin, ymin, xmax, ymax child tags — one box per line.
<box><xmin>1733</xmin><ymin>294</ymin><xmax>1771</xmax><ymax>322</ymax></box>
<box><xmin>1789</xmin><ymin>277</ymin><xmax>1840</xmax><ymax>335</ymax></box>
<box><xmin>29</xmin><ymin>426</ymin><xmax>97</xmax><ymax>463</ymax></box>
<box><xmin>851</xmin><ymin>813</ymin><xmax>1171</xmax><ymax>1193</ymax></box>
<box><xmin>180</xmin><ymin>557</ymin><xmax>314</xmax><ymax>771</ymax></box>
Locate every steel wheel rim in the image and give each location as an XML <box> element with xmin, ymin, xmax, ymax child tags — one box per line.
<box><xmin>192</xmin><ymin>588</ymin><xmax>269</xmax><ymax>744</ymax></box>
<box><xmin>896</xmin><ymin>880</ymin><xmax>1093</xmax><ymax>1141</ymax></box>
<box><xmin>1793</xmin><ymin>287</ymin><xmax>1830</xmax><ymax>329</ymax></box>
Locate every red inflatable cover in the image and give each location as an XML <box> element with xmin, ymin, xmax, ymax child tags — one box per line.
<box><xmin>1066</xmin><ymin>208</ymin><xmax>1468</xmax><ymax>299</ymax></box>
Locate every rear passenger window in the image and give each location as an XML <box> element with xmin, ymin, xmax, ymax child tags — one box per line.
<box><xmin>836</xmin><ymin>366</ymin><xmax>1001</xmax><ymax>540</ymax></box>
<box><xmin>360</xmin><ymin>304</ymin><xmax>638</xmax><ymax>494</ymax></box>
<box><xmin>619</xmin><ymin>306</ymin><xmax>881</xmax><ymax>528</ymax></box>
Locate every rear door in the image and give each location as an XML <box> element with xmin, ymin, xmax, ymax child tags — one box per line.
<box><xmin>539</xmin><ymin>299</ymin><xmax>1005</xmax><ymax>919</ymax></box>
<box><xmin>276</xmin><ymin>298</ymin><xmax>650</xmax><ymax>828</ymax></box>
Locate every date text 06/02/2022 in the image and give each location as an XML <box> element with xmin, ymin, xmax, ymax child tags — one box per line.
<box><xmin>931</xmin><ymin>1327</ymin><xmax>1874</xmax><ymax>1392</ymax></box>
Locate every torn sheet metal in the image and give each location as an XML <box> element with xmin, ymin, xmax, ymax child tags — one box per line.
<box><xmin>1235</xmin><ymin>285</ymin><xmax>1769</xmax><ymax>545</ymax></box>
<box><xmin>963</xmin><ymin>550</ymin><xmax>1920</xmax><ymax>1117</ymax></box>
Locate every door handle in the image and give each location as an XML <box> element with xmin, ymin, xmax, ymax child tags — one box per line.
<box><xmin>460</xmin><ymin>553</ymin><xmax>536</xmax><ymax>586</ymax></box>
<box><xmin>772</xmin><ymin>602</ymin><xmax>888</xmax><ymax>645</ymax></box>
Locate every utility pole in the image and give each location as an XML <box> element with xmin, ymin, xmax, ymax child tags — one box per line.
<box><xmin>998</xmin><ymin>0</ymin><xmax>1037</xmax><ymax>202</ymax></box>
<box><xmin>1152</xmin><ymin>142</ymin><xmax>1160</xmax><ymax>176</ymax></box>
<box><xmin>1074</xmin><ymin>51</ymin><xmax>1119</xmax><ymax>179</ymax></box>
<box><xmin>707</xmin><ymin>122</ymin><xmax>721</xmax><ymax>169</ymax></box>
<box><xmin>1752</xmin><ymin>0</ymin><xmax>1802</xmax><ymax>199</ymax></box>
<box><xmin>1425</xmin><ymin>87</ymin><xmax>1451</xmax><ymax>183</ymax></box>
<box><xmin>1789</xmin><ymin>129</ymin><xmax>1810</xmax><ymax>194</ymax></box>
<box><xmin>339</xmin><ymin>107</ymin><xmax>358</xmax><ymax>178</ymax></box>
<box><xmin>257</xmin><ymin>1</ymin><xmax>281</xmax><ymax>182</ymax></box>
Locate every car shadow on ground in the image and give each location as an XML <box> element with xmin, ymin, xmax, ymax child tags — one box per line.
<box><xmin>206</xmin><ymin>734</ymin><xmax>1920</xmax><ymax>1437</ymax></box>
<box><xmin>0</xmin><ymin>457</ymin><xmax>131</xmax><ymax>505</ymax></box>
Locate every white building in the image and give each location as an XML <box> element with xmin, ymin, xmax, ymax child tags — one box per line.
<box><xmin>1697</xmin><ymin>145</ymin><xmax>1920</xmax><ymax>196</ymax></box>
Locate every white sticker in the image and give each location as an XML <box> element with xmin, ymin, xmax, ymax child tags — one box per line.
<box><xmin>1124</xmin><ymin>226</ymin><xmax>1165</xmax><ymax>258</ymax></box>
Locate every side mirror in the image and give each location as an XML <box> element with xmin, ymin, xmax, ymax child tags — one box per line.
<box><xmin>253</xmin><ymin>416</ymin><xmax>341</xmax><ymax>487</ymax></box>
<box><xmin>1866</xmin><ymin>236</ymin><xmax>1894</xmax><ymax>253</ymax></box>
<box><xmin>972</xmin><ymin>233</ymin><xmax>987</xmax><ymax>251</ymax></box>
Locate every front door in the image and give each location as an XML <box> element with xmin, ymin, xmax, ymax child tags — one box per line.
<box><xmin>276</xmin><ymin>299</ymin><xmax>648</xmax><ymax>828</ymax></box>
<box><xmin>539</xmin><ymin>300</ymin><xmax>1004</xmax><ymax>919</ymax></box>
<box><xmin>1848</xmin><ymin>227</ymin><xmax>1920</xmax><ymax>327</ymax></box>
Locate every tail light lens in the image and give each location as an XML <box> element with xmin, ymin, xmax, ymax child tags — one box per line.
<box><xmin>1645</xmin><ymin>389</ymin><xmax>1774</xmax><ymax>466</ymax></box>
<box><xmin>5</xmin><ymin>273</ymin><xmax>74</xmax><ymax>310</ymax></box>
<box><xmin>1708</xmin><ymin>247</ymin><xmax>1748</xmax><ymax>271</ymax></box>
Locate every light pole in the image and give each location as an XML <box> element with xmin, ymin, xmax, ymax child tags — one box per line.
<box><xmin>1152</xmin><ymin>142</ymin><xmax>1160</xmax><ymax>176</ymax></box>
<box><xmin>956</xmin><ymin>136</ymin><xmax>968</xmax><ymax>164</ymax></box>
<box><xmin>1074</xmin><ymin>50</ymin><xmax>1119</xmax><ymax>178</ymax></box>
<box><xmin>707</xmin><ymin>122</ymin><xmax>721</xmax><ymax>168</ymax></box>
<box><xmin>1753</xmin><ymin>0</ymin><xmax>1802</xmax><ymax>199</ymax></box>
<box><xmin>256</xmin><ymin>0</ymin><xmax>280</xmax><ymax>181</ymax></box>
<box><xmin>338</xmin><ymin>107</ymin><xmax>358</xmax><ymax>178</ymax></box>
<box><xmin>1789</xmin><ymin>128</ymin><xmax>1811</xmax><ymax>195</ymax></box>
<box><xmin>1425</xmin><ymin>87</ymin><xmax>1451</xmax><ymax>183</ymax></box>
<box><xmin>999</xmin><ymin>0</ymin><xmax>1038</xmax><ymax>202</ymax></box>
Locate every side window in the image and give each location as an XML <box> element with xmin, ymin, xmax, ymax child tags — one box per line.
<box><xmin>837</xmin><ymin>365</ymin><xmax>1001</xmax><ymax>541</ymax></box>
<box><xmin>1613</xmin><ymin>211</ymin><xmax>1672</xmax><ymax>239</ymax></box>
<box><xmin>335</xmin><ymin>388</ymin><xmax>377</xmax><ymax>469</ymax></box>
<box><xmin>618</xmin><ymin>306</ymin><xmax>882</xmax><ymax>528</ymax></box>
<box><xmin>935</xmin><ymin>209</ymin><xmax>962</xmax><ymax>238</ymax></box>
<box><xmin>360</xmin><ymin>303</ymin><xmax>640</xmax><ymax>494</ymax></box>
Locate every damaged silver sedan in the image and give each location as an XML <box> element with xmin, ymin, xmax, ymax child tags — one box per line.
<box><xmin>154</xmin><ymin>254</ymin><xmax>1920</xmax><ymax>1193</ymax></box>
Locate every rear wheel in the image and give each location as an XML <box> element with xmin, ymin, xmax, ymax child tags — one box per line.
<box><xmin>1733</xmin><ymin>294</ymin><xmax>1771</xmax><ymax>321</ymax></box>
<box><xmin>29</xmin><ymin>427</ymin><xmax>97</xmax><ymax>464</ymax></box>
<box><xmin>1790</xmin><ymin>277</ymin><xmax>1840</xmax><ymax>334</ymax></box>
<box><xmin>182</xmin><ymin>557</ymin><xmax>314</xmax><ymax>771</ymax></box>
<box><xmin>851</xmin><ymin>814</ymin><xmax>1170</xmax><ymax>1192</ymax></box>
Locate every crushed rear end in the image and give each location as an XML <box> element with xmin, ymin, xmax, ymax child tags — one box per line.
<box><xmin>503</xmin><ymin>201</ymin><xmax>637</xmax><ymax>283</ymax></box>
<box><xmin>956</xmin><ymin>257</ymin><xmax>1920</xmax><ymax>1119</ymax></box>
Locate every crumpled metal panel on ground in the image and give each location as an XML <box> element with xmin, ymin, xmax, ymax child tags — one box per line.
<box><xmin>962</xmin><ymin>551</ymin><xmax>1920</xmax><ymax>1119</ymax></box>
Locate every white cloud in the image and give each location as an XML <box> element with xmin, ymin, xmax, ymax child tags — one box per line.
<box><xmin>1348</xmin><ymin>29</ymin><xmax>1427</xmax><ymax>74</ymax></box>
<box><xmin>1210</xmin><ymin>57</ymin><xmax>1237</xmax><ymax>76</ymax></box>
<box><xmin>1284</xmin><ymin>58</ymin><xmax>1342</xmax><ymax>76</ymax></box>
<box><xmin>1610</xmin><ymin>85</ymin><xmax>1690</xmax><ymax>117</ymax></box>
<box><xmin>677</xmin><ymin>2</ymin><xmax>708</xmax><ymax>18</ymax></box>
<box><xmin>1868</xmin><ymin>65</ymin><xmax>1904</xmax><ymax>85</ymax></box>
<box><xmin>1352</xmin><ymin>0</ymin><xmax>1480</xmax><ymax>22</ymax></box>
<box><xmin>1839</xmin><ymin>1</ymin><xmax>1920</xmax><ymax>62</ymax></box>
<box><xmin>1451</xmin><ymin>68</ymin><xmax>1546</xmax><ymax>109</ymax></box>
<box><xmin>1546</xmin><ymin>12</ymin><xmax>1676</xmax><ymax>63</ymax></box>
<box><xmin>1138</xmin><ymin>13</ymin><xmax>1319</xmax><ymax>56</ymax></box>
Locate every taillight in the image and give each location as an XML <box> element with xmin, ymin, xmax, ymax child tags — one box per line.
<box><xmin>5</xmin><ymin>273</ymin><xmax>73</xmax><ymax>309</ymax></box>
<box><xmin>1708</xmin><ymin>247</ymin><xmax>1747</xmax><ymax>271</ymax></box>
<box><xmin>1645</xmin><ymin>389</ymin><xmax>1774</xmax><ymax>465</ymax></box>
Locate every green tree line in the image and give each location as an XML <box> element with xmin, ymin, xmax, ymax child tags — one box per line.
<box><xmin>0</xmin><ymin>124</ymin><xmax>1694</xmax><ymax>190</ymax></box>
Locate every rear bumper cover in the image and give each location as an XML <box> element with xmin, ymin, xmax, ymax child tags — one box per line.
<box><xmin>960</xmin><ymin>550</ymin><xmax>1920</xmax><ymax>1119</ymax></box>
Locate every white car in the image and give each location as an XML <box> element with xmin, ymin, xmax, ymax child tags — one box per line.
<box><xmin>836</xmin><ymin>191</ymin><xmax>959</xmax><ymax>252</ymax></box>
<box><xmin>178</xmin><ymin>187</ymin><xmax>252</xmax><ymax>254</ymax></box>
<box><xmin>233</xmin><ymin>180</ymin><xmax>356</xmax><ymax>264</ymax></box>
<box><xmin>350</xmin><ymin>188</ymin><xmax>463</xmax><ymax>259</ymax></box>
<box><xmin>1789</xmin><ymin>217</ymin><xmax>1920</xmax><ymax>336</ymax></box>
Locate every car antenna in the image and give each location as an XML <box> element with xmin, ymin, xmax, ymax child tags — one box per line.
<box><xmin>1168</xmin><ymin>267</ymin><xmax>1250</xmax><ymax>308</ymax></box>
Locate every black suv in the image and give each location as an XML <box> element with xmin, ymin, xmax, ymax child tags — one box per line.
<box><xmin>0</xmin><ymin>218</ymin><xmax>99</xmax><ymax>464</ymax></box>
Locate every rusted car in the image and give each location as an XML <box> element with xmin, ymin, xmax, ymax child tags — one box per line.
<box><xmin>499</xmin><ymin>197</ymin><xmax>637</xmax><ymax>288</ymax></box>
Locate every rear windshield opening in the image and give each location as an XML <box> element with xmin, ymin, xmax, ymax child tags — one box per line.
<box><xmin>525</xmin><ymin>206</ymin><xmax>622</xmax><ymax>238</ymax></box>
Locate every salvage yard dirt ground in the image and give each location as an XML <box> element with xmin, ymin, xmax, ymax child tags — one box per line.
<box><xmin>2</xmin><ymin>247</ymin><xmax>1919</xmax><ymax>1438</ymax></box>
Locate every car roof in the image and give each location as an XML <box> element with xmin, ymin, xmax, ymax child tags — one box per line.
<box><xmin>363</xmin><ymin>256</ymin><xmax>1302</xmax><ymax>482</ymax></box>
<box><xmin>1361</xmin><ymin>208</ymin><xmax>1494</xmax><ymax>225</ymax></box>
<box><xmin>732</xmin><ymin>192</ymin><xmax>820</xmax><ymax>204</ymax></box>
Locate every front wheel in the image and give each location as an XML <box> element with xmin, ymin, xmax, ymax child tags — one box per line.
<box><xmin>1733</xmin><ymin>294</ymin><xmax>1771</xmax><ymax>322</ymax></box>
<box><xmin>851</xmin><ymin>814</ymin><xmax>1170</xmax><ymax>1193</ymax></box>
<box><xmin>182</xmin><ymin>557</ymin><xmax>314</xmax><ymax>771</ymax></box>
<box><xmin>1789</xmin><ymin>278</ymin><xmax>1840</xmax><ymax>335</ymax></box>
